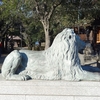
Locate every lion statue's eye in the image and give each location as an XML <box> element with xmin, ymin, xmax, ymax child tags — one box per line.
<box><xmin>69</xmin><ymin>35</ymin><xmax>71</xmax><ymax>39</ymax></box>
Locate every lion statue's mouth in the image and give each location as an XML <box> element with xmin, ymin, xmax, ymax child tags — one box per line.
<box><xmin>1</xmin><ymin>28</ymin><xmax>100</xmax><ymax>81</ymax></box>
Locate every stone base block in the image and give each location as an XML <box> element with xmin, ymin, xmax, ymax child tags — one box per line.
<box><xmin>0</xmin><ymin>74</ymin><xmax>100</xmax><ymax>100</ymax></box>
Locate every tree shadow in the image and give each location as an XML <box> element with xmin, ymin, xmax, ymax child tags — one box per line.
<box><xmin>82</xmin><ymin>62</ymin><xmax>100</xmax><ymax>72</ymax></box>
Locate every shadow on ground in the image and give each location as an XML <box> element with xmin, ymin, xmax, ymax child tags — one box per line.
<box><xmin>82</xmin><ymin>65</ymin><xmax>100</xmax><ymax>72</ymax></box>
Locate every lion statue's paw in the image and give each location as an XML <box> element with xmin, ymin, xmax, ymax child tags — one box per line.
<box><xmin>20</xmin><ymin>75</ymin><xmax>32</xmax><ymax>81</ymax></box>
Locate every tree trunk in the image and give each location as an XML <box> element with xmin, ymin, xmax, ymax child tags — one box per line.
<box><xmin>27</xmin><ymin>35</ymin><xmax>33</xmax><ymax>50</ymax></box>
<box><xmin>41</xmin><ymin>19</ymin><xmax>50</xmax><ymax>50</ymax></box>
<box><xmin>44</xmin><ymin>26</ymin><xmax>50</xmax><ymax>50</ymax></box>
<box><xmin>5</xmin><ymin>35</ymin><xmax>8</xmax><ymax>51</ymax></box>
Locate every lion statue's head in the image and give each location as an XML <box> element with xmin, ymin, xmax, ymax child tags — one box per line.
<box><xmin>43</xmin><ymin>28</ymin><xmax>86</xmax><ymax>80</ymax></box>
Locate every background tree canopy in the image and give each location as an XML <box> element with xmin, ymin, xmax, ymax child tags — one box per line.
<box><xmin>0</xmin><ymin>0</ymin><xmax>100</xmax><ymax>51</ymax></box>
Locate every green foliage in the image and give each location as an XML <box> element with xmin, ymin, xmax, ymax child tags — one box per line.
<box><xmin>26</xmin><ymin>21</ymin><xmax>44</xmax><ymax>43</ymax></box>
<box><xmin>0</xmin><ymin>0</ymin><xmax>19</xmax><ymax>19</ymax></box>
<box><xmin>0</xmin><ymin>0</ymin><xmax>100</xmax><ymax>49</ymax></box>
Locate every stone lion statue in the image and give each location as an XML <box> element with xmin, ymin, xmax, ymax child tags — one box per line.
<box><xmin>1</xmin><ymin>28</ymin><xmax>100</xmax><ymax>81</ymax></box>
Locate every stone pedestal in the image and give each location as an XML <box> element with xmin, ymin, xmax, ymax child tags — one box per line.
<box><xmin>0</xmin><ymin>74</ymin><xmax>100</xmax><ymax>100</ymax></box>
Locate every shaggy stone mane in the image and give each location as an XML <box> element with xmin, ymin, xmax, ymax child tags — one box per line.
<box><xmin>1</xmin><ymin>28</ymin><xmax>100</xmax><ymax>81</ymax></box>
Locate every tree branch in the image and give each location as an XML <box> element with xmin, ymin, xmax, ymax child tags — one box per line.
<box><xmin>2</xmin><ymin>22</ymin><xmax>12</xmax><ymax>36</ymax></box>
<box><xmin>48</xmin><ymin>0</ymin><xmax>62</xmax><ymax>20</ymax></box>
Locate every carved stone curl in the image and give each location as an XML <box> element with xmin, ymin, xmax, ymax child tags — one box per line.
<box><xmin>1</xmin><ymin>28</ymin><xmax>100</xmax><ymax>81</ymax></box>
